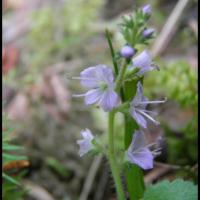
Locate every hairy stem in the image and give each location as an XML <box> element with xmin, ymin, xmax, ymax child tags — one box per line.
<box><xmin>108</xmin><ymin>111</ymin><xmax>126</xmax><ymax>200</ymax></box>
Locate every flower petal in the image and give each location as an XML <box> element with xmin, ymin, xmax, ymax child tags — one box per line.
<box><xmin>95</xmin><ymin>65</ymin><xmax>114</xmax><ymax>84</ymax></box>
<box><xmin>80</xmin><ymin>65</ymin><xmax>114</xmax><ymax>89</ymax></box>
<box><xmin>98</xmin><ymin>89</ymin><xmax>120</xmax><ymax>112</ymax></box>
<box><xmin>84</xmin><ymin>89</ymin><xmax>103</xmax><ymax>105</ymax></box>
<box><xmin>130</xmin><ymin>130</ymin><xmax>146</xmax><ymax>152</ymax></box>
<box><xmin>132</xmin><ymin>81</ymin><xmax>143</xmax><ymax>105</ymax></box>
<box><xmin>77</xmin><ymin>140</ymin><xmax>93</xmax><ymax>157</ymax></box>
<box><xmin>137</xmin><ymin>65</ymin><xmax>156</xmax><ymax>76</ymax></box>
<box><xmin>130</xmin><ymin>108</ymin><xmax>147</xmax><ymax>129</ymax></box>
<box><xmin>132</xmin><ymin>82</ymin><xmax>148</xmax><ymax>110</ymax></box>
<box><xmin>132</xmin><ymin>50</ymin><xmax>151</xmax><ymax>68</ymax></box>
<box><xmin>80</xmin><ymin>66</ymin><xmax>100</xmax><ymax>88</ymax></box>
<box><xmin>77</xmin><ymin>129</ymin><xmax>94</xmax><ymax>157</ymax></box>
<box><xmin>126</xmin><ymin>130</ymin><xmax>154</xmax><ymax>170</ymax></box>
<box><xmin>127</xmin><ymin>148</ymin><xmax>153</xmax><ymax>170</ymax></box>
<box><xmin>81</xmin><ymin>129</ymin><xmax>94</xmax><ymax>140</ymax></box>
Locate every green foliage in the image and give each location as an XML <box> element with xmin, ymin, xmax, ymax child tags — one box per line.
<box><xmin>46</xmin><ymin>157</ymin><xmax>72</xmax><ymax>178</ymax></box>
<box><xmin>142</xmin><ymin>179</ymin><xmax>197</xmax><ymax>200</ymax></box>
<box><xmin>2</xmin><ymin>115</ymin><xmax>27</xmax><ymax>200</ymax></box>
<box><xmin>5</xmin><ymin>0</ymin><xmax>103</xmax><ymax>88</ymax></box>
<box><xmin>118</xmin><ymin>6</ymin><xmax>154</xmax><ymax>199</ymax></box>
<box><xmin>120</xmin><ymin>9</ymin><xmax>154</xmax><ymax>47</ymax></box>
<box><xmin>26</xmin><ymin>0</ymin><xmax>103</xmax><ymax>68</ymax></box>
<box><xmin>145</xmin><ymin>60</ymin><xmax>197</xmax><ymax>108</ymax></box>
<box><xmin>3</xmin><ymin>179</ymin><xmax>26</xmax><ymax>200</ymax></box>
<box><xmin>145</xmin><ymin>60</ymin><xmax>197</xmax><ymax>167</ymax></box>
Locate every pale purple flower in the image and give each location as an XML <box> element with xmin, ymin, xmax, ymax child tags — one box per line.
<box><xmin>126</xmin><ymin>130</ymin><xmax>161</xmax><ymax>170</ymax></box>
<box><xmin>73</xmin><ymin>65</ymin><xmax>120</xmax><ymax>112</ymax></box>
<box><xmin>130</xmin><ymin>50</ymin><xmax>156</xmax><ymax>76</ymax></box>
<box><xmin>142</xmin><ymin>4</ymin><xmax>152</xmax><ymax>15</ymax></box>
<box><xmin>130</xmin><ymin>82</ymin><xmax>166</xmax><ymax>129</ymax></box>
<box><xmin>77</xmin><ymin>129</ymin><xmax>94</xmax><ymax>157</ymax></box>
<box><xmin>126</xmin><ymin>130</ymin><xmax>153</xmax><ymax>169</ymax></box>
<box><xmin>120</xmin><ymin>45</ymin><xmax>135</xmax><ymax>58</ymax></box>
<box><xmin>142</xmin><ymin>28</ymin><xmax>155</xmax><ymax>38</ymax></box>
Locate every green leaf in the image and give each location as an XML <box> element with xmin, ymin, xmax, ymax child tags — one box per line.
<box><xmin>3</xmin><ymin>173</ymin><xmax>20</xmax><ymax>186</ymax></box>
<box><xmin>105</xmin><ymin>29</ymin><xmax>119</xmax><ymax>75</ymax></box>
<box><xmin>45</xmin><ymin>157</ymin><xmax>72</xmax><ymax>178</ymax></box>
<box><xmin>3</xmin><ymin>153</ymin><xmax>27</xmax><ymax>163</ymax></box>
<box><xmin>3</xmin><ymin>144</ymin><xmax>24</xmax><ymax>151</ymax></box>
<box><xmin>123</xmin><ymin>78</ymin><xmax>145</xmax><ymax>200</ymax></box>
<box><xmin>142</xmin><ymin>179</ymin><xmax>198</xmax><ymax>200</ymax></box>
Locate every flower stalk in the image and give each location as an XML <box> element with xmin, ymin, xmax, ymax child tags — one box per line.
<box><xmin>76</xmin><ymin>4</ymin><xmax>166</xmax><ymax>200</ymax></box>
<box><xmin>108</xmin><ymin>111</ymin><xmax>126</xmax><ymax>200</ymax></box>
<box><xmin>115</xmin><ymin>61</ymin><xmax>128</xmax><ymax>93</ymax></box>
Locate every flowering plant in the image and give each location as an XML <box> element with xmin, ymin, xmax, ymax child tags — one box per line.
<box><xmin>73</xmin><ymin>4</ymin><xmax>196</xmax><ymax>200</ymax></box>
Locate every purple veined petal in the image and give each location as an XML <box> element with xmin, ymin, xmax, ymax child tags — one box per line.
<box><xmin>98</xmin><ymin>88</ymin><xmax>120</xmax><ymax>112</ymax></box>
<box><xmin>132</xmin><ymin>81</ymin><xmax>144</xmax><ymax>105</ymax></box>
<box><xmin>132</xmin><ymin>82</ymin><xmax>149</xmax><ymax>110</ymax></box>
<box><xmin>80</xmin><ymin>66</ymin><xmax>100</xmax><ymax>88</ymax></box>
<box><xmin>95</xmin><ymin>65</ymin><xmax>114</xmax><ymax>85</ymax></box>
<box><xmin>132</xmin><ymin>50</ymin><xmax>152</xmax><ymax>69</ymax></box>
<box><xmin>129</xmin><ymin>130</ymin><xmax>146</xmax><ymax>151</ymax></box>
<box><xmin>130</xmin><ymin>108</ymin><xmax>147</xmax><ymax>129</ymax></box>
<box><xmin>77</xmin><ymin>129</ymin><xmax>94</xmax><ymax>157</ymax></box>
<box><xmin>126</xmin><ymin>130</ymin><xmax>154</xmax><ymax>170</ymax></box>
<box><xmin>127</xmin><ymin>147</ymin><xmax>153</xmax><ymax>170</ymax></box>
<box><xmin>84</xmin><ymin>89</ymin><xmax>103</xmax><ymax>105</ymax></box>
<box><xmin>80</xmin><ymin>65</ymin><xmax>114</xmax><ymax>89</ymax></box>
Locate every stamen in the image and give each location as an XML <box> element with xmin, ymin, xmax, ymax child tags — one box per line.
<box><xmin>139</xmin><ymin>109</ymin><xmax>158</xmax><ymax>116</ymax></box>
<box><xmin>72</xmin><ymin>93</ymin><xmax>86</xmax><ymax>98</ymax></box>
<box><xmin>71</xmin><ymin>77</ymin><xmax>97</xmax><ymax>81</ymax></box>
<box><xmin>139</xmin><ymin>98</ymin><xmax>167</xmax><ymax>105</ymax></box>
<box><xmin>153</xmin><ymin>147</ymin><xmax>162</xmax><ymax>152</ymax></box>
<box><xmin>137</xmin><ymin>109</ymin><xmax>160</xmax><ymax>125</ymax></box>
<box><xmin>152</xmin><ymin>151</ymin><xmax>162</xmax><ymax>157</ymax></box>
<box><xmin>146</xmin><ymin>142</ymin><xmax>157</xmax><ymax>148</ymax></box>
<box><xmin>152</xmin><ymin>64</ymin><xmax>160</xmax><ymax>71</ymax></box>
<box><xmin>152</xmin><ymin>148</ymin><xmax>162</xmax><ymax>156</ymax></box>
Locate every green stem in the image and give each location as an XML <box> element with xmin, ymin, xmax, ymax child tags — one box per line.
<box><xmin>105</xmin><ymin>29</ymin><xmax>119</xmax><ymax>75</ymax></box>
<box><xmin>108</xmin><ymin>111</ymin><xmax>126</xmax><ymax>200</ymax></box>
<box><xmin>115</xmin><ymin>61</ymin><xmax>127</xmax><ymax>93</ymax></box>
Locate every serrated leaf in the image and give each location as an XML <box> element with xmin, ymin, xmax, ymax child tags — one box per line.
<box><xmin>142</xmin><ymin>179</ymin><xmax>198</xmax><ymax>200</ymax></box>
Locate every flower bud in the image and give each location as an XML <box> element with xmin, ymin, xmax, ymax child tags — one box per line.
<box><xmin>142</xmin><ymin>4</ymin><xmax>152</xmax><ymax>15</ymax></box>
<box><xmin>120</xmin><ymin>45</ymin><xmax>135</xmax><ymax>58</ymax></box>
<box><xmin>142</xmin><ymin>28</ymin><xmax>155</xmax><ymax>38</ymax></box>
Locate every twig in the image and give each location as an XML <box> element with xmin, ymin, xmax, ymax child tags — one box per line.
<box><xmin>94</xmin><ymin>165</ymin><xmax>110</xmax><ymax>200</ymax></box>
<box><xmin>151</xmin><ymin>0</ymin><xmax>190</xmax><ymax>57</ymax></box>
<box><xmin>144</xmin><ymin>166</ymin><xmax>171</xmax><ymax>184</ymax></box>
<box><xmin>79</xmin><ymin>155</ymin><xmax>103</xmax><ymax>200</ymax></box>
<box><xmin>188</xmin><ymin>19</ymin><xmax>198</xmax><ymax>38</ymax></box>
<box><xmin>154</xmin><ymin>161</ymin><xmax>181</xmax><ymax>170</ymax></box>
<box><xmin>22</xmin><ymin>180</ymin><xmax>55</xmax><ymax>200</ymax></box>
<box><xmin>191</xmin><ymin>163</ymin><xmax>198</xmax><ymax>172</ymax></box>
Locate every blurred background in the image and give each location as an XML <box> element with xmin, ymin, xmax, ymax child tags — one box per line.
<box><xmin>2</xmin><ymin>0</ymin><xmax>198</xmax><ymax>200</ymax></box>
